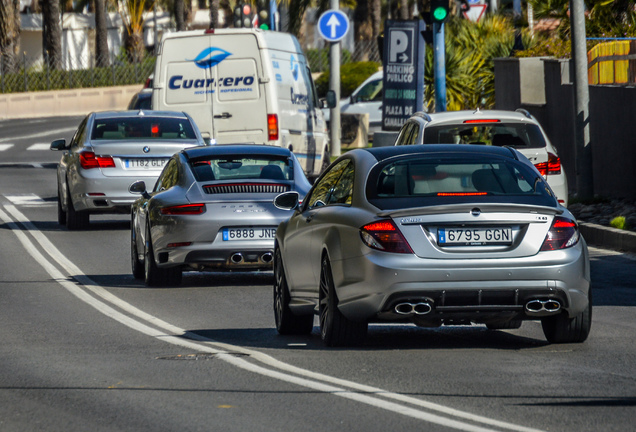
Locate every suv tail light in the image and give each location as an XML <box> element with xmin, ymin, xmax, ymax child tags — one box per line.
<box><xmin>540</xmin><ymin>216</ymin><xmax>579</xmax><ymax>251</ymax></box>
<box><xmin>360</xmin><ymin>220</ymin><xmax>413</xmax><ymax>254</ymax></box>
<box><xmin>535</xmin><ymin>152</ymin><xmax>561</xmax><ymax>176</ymax></box>
<box><xmin>160</xmin><ymin>204</ymin><xmax>206</xmax><ymax>215</ymax></box>
<box><xmin>79</xmin><ymin>151</ymin><xmax>115</xmax><ymax>169</ymax></box>
<box><xmin>268</xmin><ymin>114</ymin><xmax>279</xmax><ymax>141</ymax></box>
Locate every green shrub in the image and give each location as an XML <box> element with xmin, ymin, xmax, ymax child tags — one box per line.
<box><xmin>315</xmin><ymin>61</ymin><xmax>380</xmax><ymax>99</ymax></box>
<box><xmin>610</xmin><ymin>216</ymin><xmax>630</xmax><ymax>230</ymax></box>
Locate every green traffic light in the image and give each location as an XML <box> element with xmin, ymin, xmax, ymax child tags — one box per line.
<box><xmin>432</xmin><ymin>7</ymin><xmax>448</xmax><ymax>21</ymax></box>
<box><xmin>259</xmin><ymin>23</ymin><xmax>270</xmax><ymax>30</ymax></box>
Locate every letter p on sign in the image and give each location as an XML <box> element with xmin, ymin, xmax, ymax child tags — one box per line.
<box><xmin>389</xmin><ymin>30</ymin><xmax>409</xmax><ymax>63</ymax></box>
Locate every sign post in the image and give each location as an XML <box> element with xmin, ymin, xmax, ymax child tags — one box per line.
<box><xmin>381</xmin><ymin>20</ymin><xmax>426</xmax><ymax>131</ymax></box>
<box><xmin>318</xmin><ymin>8</ymin><xmax>350</xmax><ymax>157</ymax></box>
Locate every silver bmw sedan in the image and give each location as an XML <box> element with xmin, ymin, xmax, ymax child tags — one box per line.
<box><xmin>129</xmin><ymin>144</ymin><xmax>312</xmax><ymax>287</ymax></box>
<box><xmin>51</xmin><ymin>110</ymin><xmax>207</xmax><ymax>230</ymax></box>
<box><xmin>273</xmin><ymin>144</ymin><xmax>591</xmax><ymax>347</ymax></box>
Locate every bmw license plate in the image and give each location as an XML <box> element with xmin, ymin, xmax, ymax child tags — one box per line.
<box><xmin>223</xmin><ymin>227</ymin><xmax>277</xmax><ymax>241</ymax></box>
<box><xmin>438</xmin><ymin>227</ymin><xmax>512</xmax><ymax>246</ymax></box>
<box><xmin>124</xmin><ymin>158</ymin><xmax>167</xmax><ymax>169</ymax></box>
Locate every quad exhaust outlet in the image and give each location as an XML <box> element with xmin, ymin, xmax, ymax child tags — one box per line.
<box><xmin>395</xmin><ymin>302</ymin><xmax>433</xmax><ymax>315</ymax></box>
<box><xmin>525</xmin><ymin>299</ymin><xmax>561</xmax><ymax>316</ymax></box>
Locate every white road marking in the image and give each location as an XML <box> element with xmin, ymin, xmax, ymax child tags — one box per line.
<box><xmin>27</xmin><ymin>143</ymin><xmax>51</xmax><ymax>151</ymax></box>
<box><xmin>0</xmin><ymin>203</ymin><xmax>545</xmax><ymax>432</ymax></box>
<box><xmin>4</xmin><ymin>194</ymin><xmax>51</xmax><ymax>207</ymax></box>
<box><xmin>0</xmin><ymin>144</ymin><xmax>14</xmax><ymax>151</ymax></box>
<box><xmin>0</xmin><ymin>127</ymin><xmax>76</xmax><ymax>143</ymax></box>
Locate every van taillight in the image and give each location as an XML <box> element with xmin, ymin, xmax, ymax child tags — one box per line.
<box><xmin>79</xmin><ymin>151</ymin><xmax>115</xmax><ymax>169</ymax></box>
<box><xmin>535</xmin><ymin>153</ymin><xmax>561</xmax><ymax>176</ymax></box>
<box><xmin>268</xmin><ymin>114</ymin><xmax>279</xmax><ymax>141</ymax></box>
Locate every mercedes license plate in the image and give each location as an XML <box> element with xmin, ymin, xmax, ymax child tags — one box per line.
<box><xmin>124</xmin><ymin>158</ymin><xmax>167</xmax><ymax>169</ymax></box>
<box><xmin>438</xmin><ymin>227</ymin><xmax>512</xmax><ymax>246</ymax></box>
<box><xmin>223</xmin><ymin>227</ymin><xmax>277</xmax><ymax>241</ymax></box>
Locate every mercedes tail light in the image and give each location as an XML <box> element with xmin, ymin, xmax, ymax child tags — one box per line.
<box><xmin>267</xmin><ymin>114</ymin><xmax>279</xmax><ymax>141</ymax></box>
<box><xmin>79</xmin><ymin>151</ymin><xmax>115</xmax><ymax>169</ymax></box>
<box><xmin>540</xmin><ymin>216</ymin><xmax>580</xmax><ymax>251</ymax></box>
<box><xmin>360</xmin><ymin>220</ymin><xmax>413</xmax><ymax>254</ymax></box>
<box><xmin>160</xmin><ymin>204</ymin><xmax>206</xmax><ymax>215</ymax></box>
<box><xmin>535</xmin><ymin>152</ymin><xmax>561</xmax><ymax>176</ymax></box>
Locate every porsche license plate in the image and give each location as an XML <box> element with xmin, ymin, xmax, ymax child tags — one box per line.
<box><xmin>223</xmin><ymin>227</ymin><xmax>277</xmax><ymax>241</ymax></box>
<box><xmin>438</xmin><ymin>227</ymin><xmax>512</xmax><ymax>246</ymax></box>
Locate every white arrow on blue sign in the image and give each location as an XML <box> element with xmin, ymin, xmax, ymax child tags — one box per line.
<box><xmin>317</xmin><ymin>10</ymin><xmax>350</xmax><ymax>42</ymax></box>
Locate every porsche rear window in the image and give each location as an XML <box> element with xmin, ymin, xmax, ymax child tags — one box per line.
<box><xmin>423</xmin><ymin>122</ymin><xmax>546</xmax><ymax>149</ymax></box>
<box><xmin>189</xmin><ymin>155</ymin><xmax>293</xmax><ymax>182</ymax></box>
<box><xmin>367</xmin><ymin>155</ymin><xmax>556</xmax><ymax>209</ymax></box>
<box><xmin>92</xmin><ymin>117</ymin><xmax>196</xmax><ymax>140</ymax></box>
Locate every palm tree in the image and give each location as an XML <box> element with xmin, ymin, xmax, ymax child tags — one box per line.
<box><xmin>120</xmin><ymin>0</ymin><xmax>154</xmax><ymax>62</ymax></box>
<box><xmin>174</xmin><ymin>0</ymin><xmax>186</xmax><ymax>30</ymax></box>
<box><xmin>95</xmin><ymin>0</ymin><xmax>110</xmax><ymax>67</ymax></box>
<box><xmin>0</xmin><ymin>0</ymin><xmax>20</xmax><ymax>73</ymax></box>
<box><xmin>42</xmin><ymin>0</ymin><xmax>63</xmax><ymax>70</ymax></box>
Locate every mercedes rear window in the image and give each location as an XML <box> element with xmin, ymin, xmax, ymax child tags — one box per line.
<box><xmin>367</xmin><ymin>155</ymin><xmax>556</xmax><ymax>210</ymax></box>
<box><xmin>92</xmin><ymin>117</ymin><xmax>196</xmax><ymax>140</ymax></box>
<box><xmin>423</xmin><ymin>122</ymin><xmax>546</xmax><ymax>149</ymax></box>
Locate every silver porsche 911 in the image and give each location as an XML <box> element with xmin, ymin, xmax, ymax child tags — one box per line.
<box><xmin>51</xmin><ymin>110</ymin><xmax>207</xmax><ymax>229</ymax></box>
<box><xmin>273</xmin><ymin>144</ymin><xmax>591</xmax><ymax>347</ymax></box>
<box><xmin>129</xmin><ymin>144</ymin><xmax>312</xmax><ymax>287</ymax></box>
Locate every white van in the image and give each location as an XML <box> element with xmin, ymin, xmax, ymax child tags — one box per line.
<box><xmin>152</xmin><ymin>28</ymin><xmax>330</xmax><ymax>178</ymax></box>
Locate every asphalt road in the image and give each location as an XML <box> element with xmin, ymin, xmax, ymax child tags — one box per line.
<box><xmin>1</xmin><ymin>116</ymin><xmax>635</xmax><ymax>432</ymax></box>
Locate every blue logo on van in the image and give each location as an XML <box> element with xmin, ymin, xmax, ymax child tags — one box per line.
<box><xmin>188</xmin><ymin>47</ymin><xmax>231</xmax><ymax>69</ymax></box>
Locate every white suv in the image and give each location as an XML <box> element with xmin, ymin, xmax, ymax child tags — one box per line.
<box><xmin>394</xmin><ymin>109</ymin><xmax>569</xmax><ymax>206</ymax></box>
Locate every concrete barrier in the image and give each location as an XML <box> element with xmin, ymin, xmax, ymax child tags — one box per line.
<box><xmin>0</xmin><ymin>85</ymin><xmax>143</xmax><ymax>119</ymax></box>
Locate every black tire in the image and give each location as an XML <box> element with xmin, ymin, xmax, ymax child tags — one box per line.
<box><xmin>273</xmin><ymin>247</ymin><xmax>313</xmax><ymax>335</ymax></box>
<box><xmin>319</xmin><ymin>256</ymin><xmax>367</xmax><ymax>347</ymax></box>
<box><xmin>65</xmin><ymin>185</ymin><xmax>89</xmax><ymax>230</ymax></box>
<box><xmin>486</xmin><ymin>319</ymin><xmax>523</xmax><ymax>330</ymax></box>
<box><xmin>57</xmin><ymin>186</ymin><xmax>66</xmax><ymax>226</ymax></box>
<box><xmin>131</xmin><ymin>217</ymin><xmax>144</xmax><ymax>280</ymax></box>
<box><xmin>542</xmin><ymin>291</ymin><xmax>592</xmax><ymax>343</ymax></box>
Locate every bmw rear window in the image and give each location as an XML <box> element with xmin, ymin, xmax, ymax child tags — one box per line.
<box><xmin>367</xmin><ymin>155</ymin><xmax>556</xmax><ymax>210</ymax></box>
<box><xmin>92</xmin><ymin>117</ymin><xmax>196</xmax><ymax>140</ymax></box>
<box><xmin>423</xmin><ymin>122</ymin><xmax>546</xmax><ymax>149</ymax></box>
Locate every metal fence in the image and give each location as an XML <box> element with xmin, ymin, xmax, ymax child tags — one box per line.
<box><xmin>0</xmin><ymin>40</ymin><xmax>380</xmax><ymax>94</ymax></box>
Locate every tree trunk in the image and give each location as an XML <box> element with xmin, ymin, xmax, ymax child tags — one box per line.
<box><xmin>0</xmin><ymin>0</ymin><xmax>20</xmax><ymax>73</ymax></box>
<box><xmin>399</xmin><ymin>0</ymin><xmax>409</xmax><ymax>20</ymax></box>
<box><xmin>43</xmin><ymin>0</ymin><xmax>63</xmax><ymax>70</ymax></box>
<box><xmin>209</xmin><ymin>0</ymin><xmax>219</xmax><ymax>29</ymax></box>
<box><xmin>175</xmin><ymin>0</ymin><xmax>186</xmax><ymax>31</ymax></box>
<box><xmin>94</xmin><ymin>0</ymin><xmax>110</xmax><ymax>67</ymax></box>
<box><xmin>371</xmin><ymin>0</ymin><xmax>381</xmax><ymax>38</ymax></box>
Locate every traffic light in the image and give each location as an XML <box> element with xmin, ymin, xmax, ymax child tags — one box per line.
<box><xmin>256</xmin><ymin>0</ymin><xmax>271</xmax><ymax>30</ymax></box>
<box><xmin>430</xmin><ymin>0</ymin><xmax>450</xmax><ymax>24</ymax></box>
<box><xmin>233</xmin><ymin>2</ymin><xmax>253</xmax><ymax>28</ymax></box>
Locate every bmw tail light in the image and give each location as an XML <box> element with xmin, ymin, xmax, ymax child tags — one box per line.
<box><xmin>540</xmin><ymin>216</ymin><xmax>579</xmax><ymax>251</ymax></box>
<box><xmin>79</xmin><ymin>151</ymin><xmax>115</xmax><ymax>169</ymax></box>
<box><xmin>535</xmin><ymin>152</ymin><xmax>561</xmax><ymax>176</ymax></box>
<box><xmin>360</xmin><ymin>220</ymin><xmax>413</xmax><ymax>254</ymax></box>
<box><xmin>160</xmin><ymin>204</ymin><xmax>206</xmax><ymax>215</ymax></box>
<box><xmin>267</xmin><ymin>114</ymin><xmax>279</xmax><ymax>141</ymax></box>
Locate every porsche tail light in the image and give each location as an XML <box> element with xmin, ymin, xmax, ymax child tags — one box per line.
<box><xmin>160</xmin><ymin>204</ymin><xmax>206</xmax><ymax>215</ymax></box>
<box><xmin>360</xmin><ymin>220</ymin><xmax>413</xmax><ymax>254</ymax></box>
<box><xmin>268</xmin><ymin>114</ymin><xmax>279</xmax><ymax>141</ymax></box>
<box><xmin>79</xmin><ymin>151</ymin><xmax>115</xmax><ymax>169</ymax></box>
<box><xmin>535</xmin><ymin>153</ymin><xmax>561</xmax><ymax>176</ymax></box>
<box><xmin>540</xmin><ymin>216</ymin><xmax>579</xmax><ymax>251</ymax></box>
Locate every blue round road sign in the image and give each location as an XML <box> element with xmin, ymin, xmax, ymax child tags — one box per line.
<box><xmin>318</xmin><ymin>10</ymin><xmax>350</xmax><ymax>42</ymax></box>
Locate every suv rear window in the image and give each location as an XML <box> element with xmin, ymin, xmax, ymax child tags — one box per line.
<box><xmin>367</xmin><ymin>155</ymin><xmax>556</xmax><ymax>210</ymax></box>
<box><xmin>423</xmin><ymin>122</ymin><xmax>546</xmax><ymax>149</ymax></box>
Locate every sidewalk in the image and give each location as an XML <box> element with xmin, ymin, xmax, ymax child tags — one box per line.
<box><xmin>579</xmin><ymin>222</ymin><xmax>636</xmax><ymax>253</ymax></box>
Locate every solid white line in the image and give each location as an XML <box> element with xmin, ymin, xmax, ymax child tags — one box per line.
<box><xmin>1</xmin><ymin>204</ymin><xmax>545</xmax><ymax>432</ymax></box>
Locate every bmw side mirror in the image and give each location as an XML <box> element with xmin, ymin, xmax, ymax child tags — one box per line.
<box><xmin>274</xmin><ymin>191</ymin><xmax>300</xmax><ymax>211</ymax></box>
<box><xmin>50</xmin><ymin>138</ymin><xmax>67</xmax><ymax>151</ymax></box>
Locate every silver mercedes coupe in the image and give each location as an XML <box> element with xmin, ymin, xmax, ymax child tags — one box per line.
<box><xmin>273</xmin><ymin>144</ymin><xmax>591</xmax><ymax>347</ymax></box>
<box><xmin>129</xmin><ymin>144</ymin><xmax>312</xmax><ymax>287</ymax></box>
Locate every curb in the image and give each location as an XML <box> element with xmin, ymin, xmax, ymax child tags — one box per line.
<box><xmin>579</xmin><ymin>222</ymin><xmax>636</xmax><ymax>253</ymax></box>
